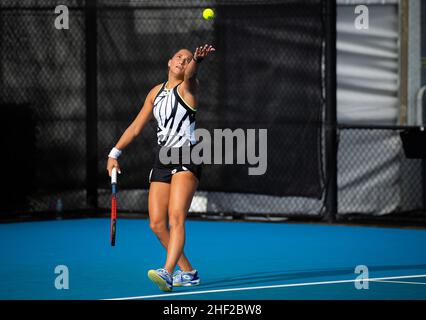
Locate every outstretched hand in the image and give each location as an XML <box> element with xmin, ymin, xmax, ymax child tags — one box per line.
<box><xmin>194</xmin><ymin>44</ymin><xmax>215</xmax><ymax>62</ymax></box>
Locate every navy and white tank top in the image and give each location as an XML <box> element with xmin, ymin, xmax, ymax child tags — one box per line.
<box><xmin>152</xmin><ymin>82</ymin><xmax>197</xmax><ymax>148</ymax></box>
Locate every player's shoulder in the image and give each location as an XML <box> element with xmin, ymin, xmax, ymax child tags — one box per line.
<box><xmin>148</xmin><ymin>83</ymin><xmax>165</xmax><ymax>101</ymax></box>
<box><xmin>151</xmin><ymin>83</ymin><xmax>164</xmax><ymax>93</ymax></box>
<box><xmin>180</xmin><ymin>78</ymin><xmax>199</xmax><ymax>93</ymax></box>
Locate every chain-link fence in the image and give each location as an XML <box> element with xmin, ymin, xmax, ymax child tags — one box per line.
<box><xmin>1</xmin><ymin>0</ymin><xmax>425</xmax><ymax>223</ymax></box>
<box><xmin>0</xmin><ymin>1</ymin><xmax>87</xmax><ymax>215</ymax></box>
<box><xmin>337</xmin><ymin>126</ymin><xmax>426</xmax><ymax>220</ymax></box>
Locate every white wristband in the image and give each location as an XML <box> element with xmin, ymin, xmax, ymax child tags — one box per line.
<box><xmin>108</xmin><ymin>147</ymin><xmax>122</xmax><ymax>159</ymax></box>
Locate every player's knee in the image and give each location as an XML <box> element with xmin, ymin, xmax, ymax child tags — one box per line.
<box><xmin>168</xmin><ymin>210</ymin><xmax>186</xmax><ymax>229</ymax></box>
<box><xmin>149</xmin><ymin>221</ymin><xmax>167</xmax><ymax>234</ymax></box>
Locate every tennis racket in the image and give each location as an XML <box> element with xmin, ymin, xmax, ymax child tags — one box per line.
<box><xmin>110</xmin><ymin>167</ymin><xmax>118</xmax><ymax>246</ymax></box>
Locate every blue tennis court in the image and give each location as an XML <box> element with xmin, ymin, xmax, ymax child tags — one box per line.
<box><xmin>1</xmin><ymin>218</ymin><xmax>425</xmax><ymax>300</ymax></box>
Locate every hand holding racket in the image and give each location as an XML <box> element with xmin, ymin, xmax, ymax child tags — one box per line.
<box><xmin>107</xmin><ymin>158</ymin><xmax>121</xmax><ymax>177</ymax></box>
<box><xmin>110</xmin><ymin>167</ymin><xmax>118</xmax><ymax>246</ymax></box>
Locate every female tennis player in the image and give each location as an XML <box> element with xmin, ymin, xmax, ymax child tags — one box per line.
<box><xmin>107</xmin><ymin>44</ymin><xmax>215</xmax><ymax>292</ymax></box>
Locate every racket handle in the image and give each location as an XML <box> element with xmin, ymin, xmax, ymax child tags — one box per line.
<box><xmin>111</xmin><ymin>167</ymin><xmax>117</xmax><ymax>184</ymax></box>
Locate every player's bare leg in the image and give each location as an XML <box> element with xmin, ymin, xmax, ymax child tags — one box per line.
<box><xmin>148</xmin><ymin>181</ymin><xmax>193</xmax><ymax>271</ymax></box>
<box><xmin>164</xmin><ymin>171</ymin><xmax>198</xmax><ymax>274</ymax></box>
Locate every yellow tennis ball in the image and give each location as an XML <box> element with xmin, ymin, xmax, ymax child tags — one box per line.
<box><xmin>202</xmin><ymin>8</ymin><xmax>215</xmax><ymax>20</ymax></box>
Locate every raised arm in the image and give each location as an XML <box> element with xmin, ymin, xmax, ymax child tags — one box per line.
<box><xmin>181</xmin><ymin>44</ymin><xmax>215</xmax><ymax>94</ymax></box>
<box><xmin>106</xmin><ymin>84</ymin><xmax>161</xmax><ymax>176</ymax></box>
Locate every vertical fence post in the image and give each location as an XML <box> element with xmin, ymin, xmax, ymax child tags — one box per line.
<box><xmin>324</xmin><ymin>0</ymin><xmax>337</xmax><ymax>223</ymax></box>
<box><xmin>85</xmin><ymin>0</ymin><xmax>98</xmax><ymax>210</ymax></box>
<box><xmin>422</xmin><ymin>1</ymin><xmax>426</xmax><ymax>220</ymax></box>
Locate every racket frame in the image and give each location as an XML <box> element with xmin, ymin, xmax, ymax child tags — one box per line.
<box><xmin>110</xmin><ymin>167</ymin><xmax>118</xmax><ymax>246</ymax></box>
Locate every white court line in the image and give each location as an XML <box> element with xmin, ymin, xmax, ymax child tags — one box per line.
<box><xmin>370</xmin><ymin>280</ymin><xmax>426</xmax><ymax>286</ymax></box>
<box><xmin>105</xmin><ymin>273</ymin><xmax>426</xmax><ymax>300</ymax></box>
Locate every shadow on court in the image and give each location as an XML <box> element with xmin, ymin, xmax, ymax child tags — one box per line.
<box><xmin>197</xmin><ymin>264</ymin><xmax>426</xmax><ymax>289</ymax></box>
